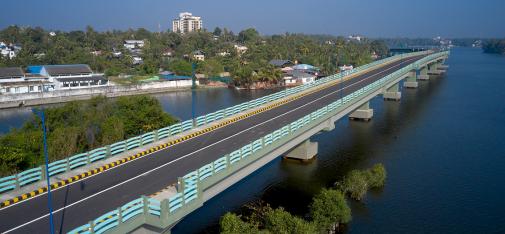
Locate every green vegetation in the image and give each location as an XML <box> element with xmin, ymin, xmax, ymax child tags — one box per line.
<box><xmin>483</xmin><ymin>39</ymin><xmax>505</xmax><ymax>54</ymax></box>
<box><xmin>265</xmin><ymin>207</ymin><xmax>317</xmax><ymax>234</ymax></box>
<box><xmin>220</xmin><ymin>213</ymin><xmax>263</xmax><ymax>234</ymax></box>
<box><xmin>220</xmin><ymin>189</ymin><xmax>351</xmax><ymax>233</ymax></box>
<box><xmin>219</xmin><ymin>164</ymin><xmax>387</xmax><ymax>233</ymax></box>
<box><xmin>310</xmin><ymin>188</ymin><xmax>351</xmax><ymax>232</ymax></box>
<box><xmin>0</xmin><ymin>26</ymin><xmax>388</xmax><ymax>88</ymax></box>
<box><xmin>337</xmin><ymin>163</ymin><xmax>387</xmax><ymax>201</ymax></box>
<box><xmin>0</xmin><ymin>95</ymin><xmax>178</xmax><ymax>176</ymax></box>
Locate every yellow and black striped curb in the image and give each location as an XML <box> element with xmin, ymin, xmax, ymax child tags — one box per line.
<box><xmin>140</xmin><ymin>56</ymin><xmax>413</xmax><ymax>199</ymax></box>
<box><xmin>0</xmin><ymin>55</ymin><xmax>405</xmax><ymax>209</ymax></box>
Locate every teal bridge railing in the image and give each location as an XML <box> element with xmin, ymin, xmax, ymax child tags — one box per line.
<box><xmin>0</xmin><ymin>50</ymin><xmax>437</xmax><ymax>194</ymax></box>
<box><xmin>68</xmin><ymin>51</ymin><xmax>448</xmax><ymax>234</ymax></box>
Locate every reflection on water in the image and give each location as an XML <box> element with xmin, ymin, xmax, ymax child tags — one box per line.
<box><xmin>0</xmin><ymin>88</ymin><xmax>277</xmax><ymax>134</ymax></box>
<box><xmin>173</xmin><ymin>48</ymin><xmax>505</xmax><ymax>234</ymax></box>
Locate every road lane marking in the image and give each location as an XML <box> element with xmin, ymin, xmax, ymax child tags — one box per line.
<box><xmin>1</xmin><ymin>56</ymin><xmax>419</xmax><ymax>233</ymax></box>
<box><xmin>1</xmin><ymin>54</ymin><xmax>405</xmax><ymax>209</ymax></box>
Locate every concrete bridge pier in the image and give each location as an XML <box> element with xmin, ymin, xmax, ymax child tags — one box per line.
<box><xmin>418</xmin><ymin>67</ymin><xmax>430</xmax><ymax>80</ymax></box>
<box><xmin>349</xmin><ymin>101</ymin><xmax>373</xmax><ymax>121</ymax></box>
<box><xmin>322</xmin><ymin>118</ymin><xmax>335</xmax><ymax>132</ymax></box>
<box><xmin>284</xmin><ymin>139</ymin><xmax>318</xmax><ymax>161</ymax></box>
<box><xmin>403</xmin><ymin>72</ymin><xmax>418</xmax><ymax>88</ymax></box>
<box><xmin>383</xmin><ymin>83</ymin><xmax>402</xmax><ymax>101</ymax></box>
<box><xmin>428</xmin><ymin>62</ymin><xmax>443</xmax><ymax>75</ymax></box>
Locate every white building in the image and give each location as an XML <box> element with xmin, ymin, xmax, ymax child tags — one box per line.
<box><xmin>0</xmin><ymin>42</ymin><xmax>21</xmax><ymax>60</ymax></box>
<box><xmin>123</xmin><ymin>40</ymin><xmax>145</xmax><ymax>50</ymax></box>
<box><xmin>192</xmin><ymin>50</ymin><xmax>205</xmax><ymax>61</ymax></box>
<box><xmin>283</xmin><ymin>71</ymin><xmax>316</xmax><ymax>87</ymax></box>
<box><xmin>348</xmin><ymin>35</ymin><xmax>363</xmax><ymax>42</ymax></box>
<box><xmin>234</xmin><ymin>44</ymin><xmax>248</xmax><ymax>55</ymax></box>
<box><xmin>37</xmin><ymin>64</ymin><xmax>108</xmax><ymax>90</ymax></box>
<box><xmin>0</xmin><ymin>67</ymin><xmax>50</xmax><ymax>94</ymax></box>
<box><xmin>172</xmin><ymin>12</ymin><xmax>203</xmax><ymax>34</ymax></box>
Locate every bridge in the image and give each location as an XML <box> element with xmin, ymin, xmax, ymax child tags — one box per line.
<box><xmin>0</xmin><ymin>50</ymin><xmax>449</xmax><ymax>233</ymax></box>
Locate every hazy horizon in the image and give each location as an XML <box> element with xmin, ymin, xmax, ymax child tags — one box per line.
<box><xmin>1</xmin><ymin>0</ymin><xmax>504</xmax><ymax>38</ymax></box>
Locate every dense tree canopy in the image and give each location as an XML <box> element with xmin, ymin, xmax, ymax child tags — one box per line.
<box><xmin>310</xmin><ymin>188</ymin><xmax>351</xmax><ymax>232</ymax></box>
<box><xmin>0</xmin><ymin>95</ymin><xmax>178</xmax><ymax>176</ymax></box>
<box><xmin>0</xmin><ymin>25</ymin><xmax>387</xmax><ymax>87</ymax></box>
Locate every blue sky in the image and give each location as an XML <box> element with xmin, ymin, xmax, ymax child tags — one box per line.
<box><xmin>1</xmin><ymin>0</ymin><xmax>504</xmax><ymax>38</ymax></box>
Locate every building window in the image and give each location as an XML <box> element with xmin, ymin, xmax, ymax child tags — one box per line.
<box><xmin>15</xmin><ymin>87</ymin><xmax>20</xmax><ymax>93</ymax></box>
<box><xmin>29</xmin><ymin>86</ymin><xmax>34</xmax><ymax>92</ymax></box>
<box><xmin>6</xmin><ymin>87</ymin><xmax>11</xmax><ymax>93</ymax></box>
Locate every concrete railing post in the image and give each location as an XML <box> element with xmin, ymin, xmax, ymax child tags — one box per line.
<box><xmin>89</xmin><ymin>220</ymin><xmax>95</xmax><ymax>234</ymax></box>
<box><xmin>160</xmin><ymin>199</ymin><xmax>170</xmax><ymax>222</ymax></box>
<box><xmin>154</xmin><ymin>130</ymin><xmax>159</xmax><ymax>142</ymax></box>
<box><xmin>117</xmin><ymin>207</ymin><xmax>123</xmax><ymax>224</ymax></box>
<box><xmin>86</xmin><ymin>152</ymin><xmax>91</xmax><ymax>165</ymax></box>
<box><xmin>142</xmin><ymin>196</ymin><xmax>149</xmax><ymax>215</ymax></box>
<box><xmin>14</xmin><ymin>173</ymin><xmax>20</xmax><ymax>189</ymax></box>
<box><xmin>66</xmin><ymin>158</ymin><xmax>71</xmax><ymax>172</ymax></box>
<box><xmin>177</xmin><ymin>177</ymin><xmax>185</xmax><ymax>193</ymax></box>
<box><xmin>105</xmin><ymin>145</ymin><xmax>111</xmax><ymax>158</ymax></box>
<box><xmin>40</xmin><ymin>165</ymin><xmax>47</xmax><ymax>181</ymax></box>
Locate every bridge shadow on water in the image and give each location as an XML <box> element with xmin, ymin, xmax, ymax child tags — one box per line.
<box><xmin>172</xmin><ymin>75</ymin><xmax>447</xmax><ymax>234</ymax></box>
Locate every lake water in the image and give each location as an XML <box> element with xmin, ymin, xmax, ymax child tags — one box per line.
<box><xmin>1</xmin><ymin>47</ymin><xmax>504</xmax><ymax>233</ymax></box>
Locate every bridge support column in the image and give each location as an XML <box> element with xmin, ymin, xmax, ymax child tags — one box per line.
<box><xmin>428</xmin><ymin>62</ymin><xmax>443</xmax><ymax>75</ymax></box>
<box><xmin>284</xmin><ymin>139</ymin><xmax>318</xmax><ymax>161</ymax></box>
<box><xmin>403</xmin><ymin>72</ymin><xmax>418</xmax><ymax>89</ymax></box>
<box><xmin>322</xmin><ymin>118</ymin><xmax>335</xmax><ymax>132</ymax></box>
<box><xmin>383</xmin><ymin>83</ymin><xmax>402</xmax><ymax>101</ymax></box>
<box><xmin>418</xmin><ymin>67</ymin><xmax>429</xmax><ymax>80</ymax></box>
<box><xmin>349</xmin><ymin>101</ymin><xmax>373</xmax><ymax>121</ymax></box>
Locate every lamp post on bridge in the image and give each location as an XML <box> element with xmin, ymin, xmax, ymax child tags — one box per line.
<box><xmin>32</xmin><ymin>108</ymin><xmax>55</xmax><ymax>234</ymax></box>
<box><xmin>191</xmin><ymin>62</ymin><xmax>197</xmax><ymax>125</ymax></box>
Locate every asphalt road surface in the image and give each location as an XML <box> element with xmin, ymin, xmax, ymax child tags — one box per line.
<box><xmin>0</xmin><ymin>55</ymin><xmax>425</xmax><ymax>233</ymax></box>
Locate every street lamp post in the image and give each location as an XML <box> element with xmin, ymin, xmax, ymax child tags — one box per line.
<box><xmin>32</xmin><ymin>108</ymin><xmax>55</xmax><ymax>234</ymax></box>
<box><xmin>191</xmin><ymin>62</ymin><xmax>197</xmax><ymax>125</ymax></box>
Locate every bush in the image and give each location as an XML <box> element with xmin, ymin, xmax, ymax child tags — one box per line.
<box><xmin>264</xmin><ymin>207</ymin><xmax>317</xmax><ymax>234</ymax></box>
<box><xmin>366</xmin><ymin>163</ymin><xmax>387</xmax><ymax>188</ymax></box>
<box><xmin>337</xmin><ymin>164</ymin><xmax>388</xmax><ymax>201</ymax></box>
<box><xmin>310</xmin><ymin>188</ymin><xmax>351</xmax><ymax>232</ymax></box>
<box><xmin>339</xmin><ymin>170</ymin><xmax>369</xmax><ymax>201</ymax></box>
<box><xmin>220</xmin><ymin>212</ymin><xmax>262</xmax><ymax>234</ymax></box>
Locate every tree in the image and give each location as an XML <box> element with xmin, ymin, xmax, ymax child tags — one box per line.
<box><xmin>370</xmin><ymin>40</ymin><xmax>389</xmax><ymax>58</ymax></box>
<box><xmin>168</xmin><ymin>59</ymin><xmax>192</xmax><ymax>76</ymax></box>
<box><xmin>338</xmin><ymin>170</ymin><xmax>369</xmax><ymax>201</ymax></box>
<box><xmin>0</xmin><ymin>95</ymin><xmax>178</xmax><ymax>175</ymax></box>
<box><xmin>264</xmin><ymin>207</ymin><xmax>317</xmax><ymax>234</ymax></box>
<box><xmin>238</xmin><ymin>28</ymin><xmax>260</xmax><ymax>43</ymax></box>
<box><xmin>310</xmin><ymin>188</ymin><xmax>351</xmax><ymax>232</ymax></box>
<box><xmin>365</xmin><ymin>163</ymin><xmax>387</xmax><ymax>188</ymax></box>
<box><xmin>197</xmin><ymin>58</ymin><xmax>224</xmax><ymax>77</ymax></box>
<box><xmin>213</xmin><ymin>27</ymin><xmax>222</xmax><ymax>36</ymax></box>
<box><xmin>220</xmin><ymin>212</ymin><xmax>262</xmax><ymax>234</ymax></box>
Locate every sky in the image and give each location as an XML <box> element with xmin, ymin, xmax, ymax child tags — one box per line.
<box><xmin>1</xmin><ymin>0</ymin><xmax>504</xmax><ymax>38</ymax></box>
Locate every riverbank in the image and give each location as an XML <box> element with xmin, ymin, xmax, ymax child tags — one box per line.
<box><xmin>0</xmin><ymin>80</ymin><xmax>202</xmax><ymax>109</ymax></box>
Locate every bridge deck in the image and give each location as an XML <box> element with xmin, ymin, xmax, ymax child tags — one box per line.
<box><xmin>0</xmin><ymin>55</ymin><xmax>425</xmax><ymax>233</ymax></box>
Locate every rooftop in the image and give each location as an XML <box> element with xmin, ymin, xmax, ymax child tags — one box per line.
<box><xmin>43</xmin><ymin>64</ymin><xmax>93</xmax><ymax>76</ymax></box>
<box><xmin>269</xmin><ymin>59</ymin><xmax>293</xmax><ymax>67</ymax></box>
<box><xmin>0</xmin><ymin>67</ymin><xmax>24</xmax><ymax>79</ymax></box>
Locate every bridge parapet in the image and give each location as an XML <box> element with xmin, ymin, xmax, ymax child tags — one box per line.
<box><xmin>0</xmin><ymin>50</ymin><xmax>434</xmax><ymax>208</ymax></box>
<box><xmin>68</xmin><ymin>50</ymin><xmax>449</xmax><ymax>234</ymax></box>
